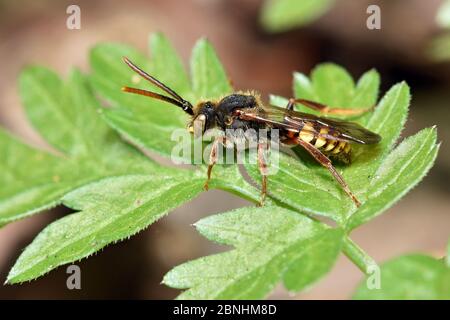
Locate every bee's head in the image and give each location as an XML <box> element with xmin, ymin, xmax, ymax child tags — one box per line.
<box><xmin>188</xmin><ymin>101</ymin><xmax>217</xmax><ymax>137</ymax></box>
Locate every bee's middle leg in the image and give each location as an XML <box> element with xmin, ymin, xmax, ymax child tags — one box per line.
<box><xmin>257</xmin><ymin>142</ymin><xmax>270</xmax><ymax>206</ymax></box>
<box><xmin>204</xmin><ymin>136</ymin><xmax>226</xmax><ymax>191</ymax></box>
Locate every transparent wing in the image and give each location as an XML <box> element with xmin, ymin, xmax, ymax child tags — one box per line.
<box><xmin>237</xmin><ymin>105</ymin><xmax>381</xmax><ymax>144</ymax></box>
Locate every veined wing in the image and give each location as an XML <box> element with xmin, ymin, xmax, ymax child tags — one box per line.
<box><xmin>236</xmin><ymin>105</ymin><xmax>381</xmax><ymax>144</ymax></box>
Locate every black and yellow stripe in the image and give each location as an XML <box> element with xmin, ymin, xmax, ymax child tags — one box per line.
<box><xmin>297</xmin><ymin>122</ymin><xmax>352</xmax><ymax>162</ymax></box>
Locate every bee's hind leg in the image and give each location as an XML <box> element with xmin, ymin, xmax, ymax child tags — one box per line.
<box><xmin>257</xmin><ymin>142</ymin><xmax>270</xmax><ymax>206</ymax></box>
<box><xmin>283</xmin><ymin>98</ymin><xmax>373</xmax><ymax>116</ymax></box>
<box><xmin>297</xmin><ymin>138</ymin><xmax>361</xmax><ymax>207</ymax></box>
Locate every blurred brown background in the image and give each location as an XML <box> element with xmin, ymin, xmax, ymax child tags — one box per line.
<box><xmin>0</xmin><ymin>0</ymin><xmax>449</xmax><ymax>299</ymax></box>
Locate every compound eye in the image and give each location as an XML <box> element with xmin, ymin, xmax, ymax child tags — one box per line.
<box><xmin>192</xmin><ymin>114</ymin><xmax>206</xmax><ymax>137</ymax></box>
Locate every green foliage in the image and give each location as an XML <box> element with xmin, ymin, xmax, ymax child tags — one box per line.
<box><xmin>353</xmin><ymin>239</ymin><xmax>450</xmax><ymax>300</ymax></box>
<box><xmin>1</xmin><ymin>68</ymin><xmax>153</xmax><ymax>227</ymax></box>
<box><xmin>164</xmin><ymin>206</ymin><xmax>343</xmax><ymax>299</ymax></box>
<box><xmin>190</xmin><ymin>38</ymin><xmax>232</xmax><ymax>100</ymax></box>
<box><xmin>0</xmin><ymin>34</ymin><xmax>440</xmax><ymax>300</ymax></box>
<box><xmin>347</xmin><ymin>128</ymin><xmax>438</xmax><ymax>230</ymax></box>
<box><xmin>90</xmin><ymin>35</ymin><xmax>188</xmax><ymax>159</ymax></box>
<box><xmin>8</xmin><ymin>173</ymin><xmax>204</xmax><ymax>283</ymax></box>
<box><xmin>428</xmin><ymin>33</ymin><xmax>450</xmax><ymax>62</ymax></box>
<box><xmin>2</xmin><ymin>66</ymin><xmax>209</xmax><ymax>283</ymax></box>
<box><xmin>428</xmin><ymin>1</ymin><xmax>450</xmax><ymax>61</ymax></box>
<box><xmin>437</xmin><ymin>0</ymin><xmax>450</xmax><ymax>29</ymax></box>
<box><xmin>260</xmin><ymin>0</ymin><xmax>335</xmax><ymax>32</ymax></box>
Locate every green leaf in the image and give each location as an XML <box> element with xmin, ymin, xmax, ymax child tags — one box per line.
<box><xmin>190</xmin><ymin>38</ymin><xmax>232</xmax><ymax>100</ymax></box>
<box><xmin>309</xmin><ymin>63</ymin><xmax>355</xmax><ymax>107</ymax></box>
<box><xmin>437</xmin><ymin>0</ymin><xmax>450</xmax><ymax>29</ymax></box>
<box><xmin>430</xmin><ymin>0</ymin><xmax>450</xmax><ymax>62</ymax></box>
<box><xmin>7</xmin><ymin>173</ymin><xmax>204</xmax><ymax>283</ymax></box>
<box><xmin>247</xmin><ymin>151</ymin><xmax>349</xmax><ymax>221</ymax></box>
<box><xmin>0</xmin><ymin>68</ymin><xmax>154</xmax><ymax>226</ymax></box>
<box><xmin>163</xmin><ymin>206</ymin><xmax>343</xmax><ymax>299</ymax></box>
<box><xmin>260</xmin><ymin>0</ymin><xmax>335</xmax><ymax>32</ymax></box>
<box><xmin>343</xmin><ymin>82</ymin><xmax>411</xmax><ymax>195</ymax></box>
<box><xmin>347</xmin><ymin>128</ymin><xmax>439</xmax><ymax>230</ymax></box>
<box><xmin>0</xmin><ymin>129</ymin><xmax>70</xmax><ymax>225</ymax></box>
<box><xmin>293</xmin><ymin>64</ymin><xmax>380</xmax><ymax>121</ymax></box>
<box><xmin>350</xmin><ymin>69</ymin><xmax>380</xmax><ymax>113</ymax></box>
<box><xmin>4</xmin><ymin>66</ymin><xmax>211</xmax><ymax>282</ymax></box>
<box><xmin>353</xmin><ymin>254</ymin><xmax>450</xmax><ymax>300</ymax></box>
<box><xmin>447</xmin><ymin>238</ymin><xmax>450</xmax><ymax>268</ymax></box>
<box><xmin>149</xmin><ymin>33</ymin><xmax>191</xmax><ymax>97</ymax></box>
<box><xmin>90</xmin><ymin>39</ymin><xmax>187</xmax><ymax>159</ymax></box>
<box><xmin>427</xmin><ymin>33</ymin><xmax>450</xmax><ymax>62</ymax></box>
<box><xmin>20</xmin><ymin>68</ymin><xmax>67</xmax><ymax>154</ymax></box>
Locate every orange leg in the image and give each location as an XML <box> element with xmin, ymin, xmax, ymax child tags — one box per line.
<box><xmin>204</xmin><ymin>136</ymin><xmax>226</xmax><ymax>191</ymax></box>
<box><xmin>257</xmin><ymin>142</ymin><xmax>270</xmax><ymax>206</ymax></box>
<box><xmin>285</xmin><ymin>98</ymin><xmax>374</xmax><ymax>116</ymax></box>
<box><xmin>297</xmin><ymin>138</ymin><xmax>361</xmax><ymax>207</ymax></box>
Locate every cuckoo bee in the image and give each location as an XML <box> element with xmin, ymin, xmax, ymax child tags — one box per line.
<box><xmin>122</xmin><ymin>57</ymin><xmax>381</xmax><ymax>207</ymax></box>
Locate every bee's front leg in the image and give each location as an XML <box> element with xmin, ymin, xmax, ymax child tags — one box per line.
<box><xmin>204</xmin><ymin>136</ymin><xmax>227</xmax><ymax>191</ymax></box>
<box><xmin>257</xmin><ymin>142</ymin><xmax>270</xmax><ymax>206</ymax></box>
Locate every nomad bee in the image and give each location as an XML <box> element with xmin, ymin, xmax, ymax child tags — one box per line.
<box><xmin>122</xmin><ymin>57</ymin><xmax>381</xmax><ymax>207</ymax></box>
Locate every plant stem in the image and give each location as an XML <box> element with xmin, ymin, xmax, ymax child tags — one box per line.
<box><xmin>342</xmin><ymin>237</ymin><xmax>378</xmax><ymax>275</ymax></box>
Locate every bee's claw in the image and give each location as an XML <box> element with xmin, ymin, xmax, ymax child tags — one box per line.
<box><xmin>257</xmin><ymin>194</ymin><xmax>266</xmax><ymax>207</ymax></box>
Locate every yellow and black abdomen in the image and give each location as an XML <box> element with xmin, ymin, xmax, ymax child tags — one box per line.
<box><xmin>294</xmin><ymin>121</ymin><xmax>352</xmax><ymax>163</ymax></box>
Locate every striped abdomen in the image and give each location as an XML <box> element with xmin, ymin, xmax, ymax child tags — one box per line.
<box><xmin>287</xmin><ymin>121</ymin><xmax>351</xmax><ymax>163</ymax></box>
